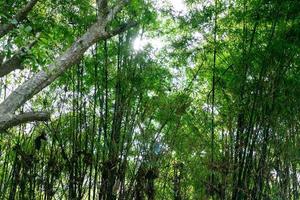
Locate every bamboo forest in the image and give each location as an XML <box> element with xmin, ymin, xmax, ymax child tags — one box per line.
<box><xmin>0</xmin><ymin>0</ymin><xmax>299</xmax><ymax>199</ymax></box>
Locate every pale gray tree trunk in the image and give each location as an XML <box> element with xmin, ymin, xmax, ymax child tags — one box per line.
<box><xmin>0</xmin><ymin>0</ymin><xmax>135</xmax><ymax>131</ymax></box>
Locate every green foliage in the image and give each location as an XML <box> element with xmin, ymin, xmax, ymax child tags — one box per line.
<box><xmin>0</xmin><ymin>0</ymin><xmax>299</xmax><ymax>199</ymax></box>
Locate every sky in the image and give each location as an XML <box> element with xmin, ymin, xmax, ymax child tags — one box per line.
<box><xmin>169</xmin><ymin>0</ymin><xmax>188</xmax><ymax>14</ymax></box>
<box><xmin>133</xmin><ymin>0</ymin><xmax>188</xmax><ymax>51</ymax></box>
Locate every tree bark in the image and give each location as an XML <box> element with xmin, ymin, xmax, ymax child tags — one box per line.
<box><xmin>0</xmin><ymin>1</ymin><xmax>136</xmax><ymax>131</ymax></box>
<box><xmin>0</xmin><ymin>37</ymin><xmax>38</xmax><ymax>78</ymax></box>
<box><xmin>0</xmin><ymin>112</ymin><xmax>50</xmax><ymax>131</ymax></box>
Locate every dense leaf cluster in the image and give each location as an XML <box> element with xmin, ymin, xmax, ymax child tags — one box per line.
<box><xmin>0</xmin><ymin>0</ymin><xmax>299</xmax><ymax>199</ymax></box>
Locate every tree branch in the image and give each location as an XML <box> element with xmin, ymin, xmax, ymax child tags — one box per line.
<box><xmin>0</xmin><ymin>2</ymin><xmax>135</xmax><ymax>131</ymax></box>
<box><xmin>97</xmin><ymin>0</ymin><xmax>108</xmax><ymax>19</ymax></box>
<box><xmin>0</xmin><ymin>17</ymin><xmax>135</xmax><ymax>114</ymax></box>
<box><xmin>0</xmin><ymin>112</ymin><xmax>50</xmax><ymax>131</ymax></box>
<box><xmin>107</xmin><ymin>21</ymin><xmax>137</xmax><ymax>38</ymax></box>
<box><xmin>106</xmin><ymin>0</ymin><xmax>128</xmax><ymax>22</ymax></box>
<box><xmin>0</xmin><ymin>53</ymin><xmax>25</xmax><ymax>77</ymax></box>
<box><xmin>0</xmin><ymin>0</ymin><xmax>39</xmax><ymax>38</ymax></box>
<box><xmin>0</xmin><ymin>36</ymin><xmax>39</xmax><ymax>78</ymax></box>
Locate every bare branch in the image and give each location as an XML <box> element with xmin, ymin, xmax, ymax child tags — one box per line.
<box><xmin>0</xmin><ymin>111</ymin><xmax>50</xmax><ymax>131</ymax></box>
<box><xmin>0</xmin><ymin>0</ymin><xmax>39</xmax><ymax>38</ymax></box>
